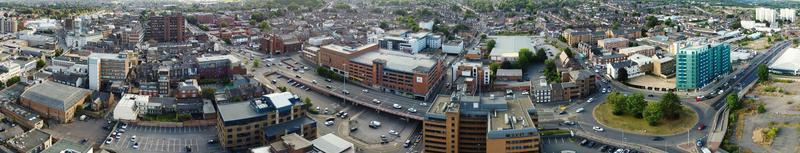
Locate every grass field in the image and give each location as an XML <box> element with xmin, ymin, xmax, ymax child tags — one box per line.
<box><xmin>593</xmin><ymin>102</ymin><xmax>698</xmax><ymax>136</ymax></box>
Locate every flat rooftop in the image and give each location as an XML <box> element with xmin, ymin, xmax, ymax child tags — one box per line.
<box><xmin>769</xmin><ymin>47</ymin><xmax>800</xmax><ymax>72</ymax></box>
<box><xmin>350</xmin><ymin>49</ymin><xmax>438</xmax><ymax>74</ymax></box>
<box><xmin>489</xmin><ymin>36</ymin><xmax>535</xmax><ymax>57</ymax></box>
<box><xmin>488</xmin><ymin>94</ymin><xmax>536</xmax><ymax>132</ymax></box>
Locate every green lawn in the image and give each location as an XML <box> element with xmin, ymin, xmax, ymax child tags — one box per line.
<box><xmin>593</xmin><ymin>102</ymin><xmax>698</xmax><ymax>136</ymax></box>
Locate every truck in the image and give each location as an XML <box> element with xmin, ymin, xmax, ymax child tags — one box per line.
<box><xmin>701</xmin><ymin>147</ymin><xmax>711</xmax><ymax>153</ymax></box>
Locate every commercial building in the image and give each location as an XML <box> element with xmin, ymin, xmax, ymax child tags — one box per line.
<box><xmin>675</xmin><ymin>42</ymin><xmax>731</xmax><ymax>90</ymax></box>
<box><xmin>597</xmin><ymin>37</ymin><xmax>629</xmax><ymax>52</ymax></box>
<box><xmin>0</xmin><ymin>61</ymin><xmax>20</xmax><ymax>83</ymax></box>
<box><xmin>756</xmin><ymin>7</ymin><xmax>777</xmax><ymax>23</ymax></box>
<box><xmin>261</xmin><ymin>34</ymin><xmax>302</xmax><ymax>55</ymax></box>
<box><xmin>310</xmin><ymin>133</ymin><xmax>355</xmax><ymax>153</ymax></box>
<box><xmin>5</xmin><ymin>129</ymin><xmax>52</xmax><ymax>153</ymax></box>
<box><xmin>442</xmin><ymin>40</ymin><xmax>465</xmax><ymax>54</ymax></box>
<box><xmin>780</xmin><ymin>9</ymin><xmax>796</xmax><ymax>22</ymax></box>
<box><xmin>215</xmin><ymin>92</ymin><xmax>317</xmax><ymax>150</ymax></box>
<box><xmin>495</xmin><ymin>69</ymin><xmax>522</xmax><ymax>81</ymax></box>
<box><xmin>112</xmin><ymin>94</ymin><xmax>149</xmax><ymax>122</ymax></box>
<box><xmin>146</xmin><ymin>12</ymin><xmax>187</xmax><ymax>42</ymax></box>
<box><xmin>0</xmin><ymin>103</ymin><xmax>44</xmax><ymax>129</ymax></box>
<box><xmin>423</xmin><ymin>94</ymin><xmax>539</xmax><ymax>153</ymax></box>
<box><xmin>88</xmin><ymin>53</ymin><xmax>131</xmax><ymax>91</ymax></box>
<box><xmin>377</xmin><ymin>30</ymin><xmax>441</xmax><ymax>54</ymax></box>
<box><xmin>20</xmin><ymin>81</ymin><xmax>92</xmax><ymax>123</ymax></box>
<box><xmin>618</xmin><ymin>45</ymin><xmax>657</xmax><ymax>57</ymax></box>
<box><xmin>176</xmin><ymin>79</ymin><xmax>202</xmax><ymax>99</ymax></box>
<box><xmin>532</xmin><ymin>70</ymin><xmax>596</xmax><ymax>103</ymax></box>
<box><xmin>488</xmin><ymin>36</ymin><xmax>536</xmax><ymax>62</ymax></box>
<box><xmin>318</xmin><ymin>44</ymin><xmax>445</xmax><ymax>100</ymax></box>
<box><xmin>652</xmin><ymin>54</ymin><xmax>676</xmax><ymax>78</ymax></box>
<box><xmin>769</xmin><ymin>47</ymin><xmax>800</xmax><ymax>75</ymax></box>
<box><xmin>196</xmin><ymin>54</ymin><xmax>244</xmax><ymax>79</ymax></box>
<box><xmin>302</xmin><ymin>46</ymin><xmax>320</xmax><ymax>65</ymax></box>
<box><xmin>452</xmin><ymin>61</ymin><xmax>491</xmax><ymax>95</ymax></box>
<box><xmin>119</xmin><ymin>21</ymin><xmax>144</xmax><ymax>50</ymax></box>
<box><xmin>605</xmin><ymin>27</ymin><xmax>643</xmax><ymax>39</ymax></box>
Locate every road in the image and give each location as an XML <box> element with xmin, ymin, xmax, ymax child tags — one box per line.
<box><xmin>545</xmin><ymin>40</ymin><xmax>792</xmax><ymax>152</ymax></box>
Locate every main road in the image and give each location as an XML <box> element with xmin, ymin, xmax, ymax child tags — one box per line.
<box><xmin>550</xmin><ymin>41</ymin><xmax>791</xmax><ymax>152</ymax></box>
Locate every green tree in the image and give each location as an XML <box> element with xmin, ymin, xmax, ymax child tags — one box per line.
<box><xmin>486</xmin><ymin>39</ymin><xmax>496</xmax><ymax>51</ymax></box>
<box><xmin>500</xmin><ymin>60</ymin><xmax>516</xmax><ymax>69</ymax></box>
<box><xmin>758</xmin><ymin>64</ymin><xmax>770</xmax><ymax>83</ymax></box>
<box><xmin>278</xmin><ymin>86</ymin><xmax>288</xmax><ymax>92</ymax></box>
<box><xmin>5</xmin><ymin>76</ymin><xmax>19</xmax><ymax>86</ymax></box>
<box><xmin>36</xmin><ymin>59</ymin><xmax>46</xmax><ymax>69</ymax></box>
<box><xmin>252</xmin><ymin>60</ymin><xmax>260</xmax><ymax>68</ymax></box>
<box><xmin>517</xmin><ymin>48</ymin><xmax>533</xmax><ymax>70</ymax></box>
<box><xmin>726</xmin><ymin>93</ymin><xmax>740</xmax><ymax>110</ymax></box>
<box><xmin>757</xmin><ymin>103</ymin><xmax>766</xmax><ymax>113</ymax></box>
<box><xmin>201</xmin><ymin>88</ymin><xmax>216</xmax><ymax>99</ymax></box>
<box><xmin>489</xmin><ymin>62</ymin><xmax>500</xmax><ymax>81</ymax></box>
<box><xmin>258</xmin><ymin>21</ymin><xmax>271</xmax><ymax>31</ymax></box>
<box><xmin>535</xmin><ymin>48</ymin><xmax>547</xmax><ymax>62</ymax></box>
<box><xmin>659</xmin><ymin>92</ymin><xmax>682</xmax><ymax>119</ymax></box>
<box><xmin>643</xmin><ymin>102</ymin><xmax>663</xmax><ymax>126</ymax></box>
<box><xmin>379</xmin><ymin>21</ymin><xmax>389</xmax><ymax>29</ymax></box>
<box><xmin>626</xmin><ymin>93</ymin><xmax>648</xmax><ymax>118</ymax></box>
<box><xmin>607</xmin><ymin>92</ymin><xmax>627</xmax><ymax>115</ymax></box>
<box><xmin>543</xmin><ymin>59</ymin><xmax>561</xmax><ymax>82</ymax></box>
<box><xmin>562</xmin><ymin>48</ymin><xmax>574</xmax><ymax>58</ymax></box>
<box><xmin>55</xmin><ymin>48</ymin><xmax>64</xmax><ymax>56</ymax></box>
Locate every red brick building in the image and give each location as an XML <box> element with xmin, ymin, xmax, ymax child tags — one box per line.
<box><xmin>261</xmin><ymin>34</ymin><xmax>302</xmax><ymax>55</ymax></box>
<box><xmin>146</xmin><ymin>12</ymin><xmax>187</xmax><ymax>42</ymax></box>
<box><xmin>318</xmin><ymin>44</ymin><xmax>445</xmax><ymax>100</ymax></box>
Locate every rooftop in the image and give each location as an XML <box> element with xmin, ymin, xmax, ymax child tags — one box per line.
<box><xmin>217</xmin><ymin>92</ymin><xmax>301</xmax><ymax>123</ymax></box>
<box><xmin>496</xmin><ymin>69</ymin><xmax>523</xmax><ymax>77</ymax></box>
<box><xmin>350</xmin><ymin>49</ymin><xmax>438</xmax><ymax>74</ymax></box>
<box><xmin>41</xmin><ymin>139</ymin><xmax>92</xmax><ymax>153</ymax></box>
<box><xmin>264</xmin><ymin>116</ymin><xmax>316</xmax><ymax>137</ymax></box>
<box><xmin>770</xmin><ymin>47</ymin><xmax>800</xmax><ymax>72</ymax></box>
<box><xmin>489</xmin><ymin>36</ymin><xmax>535</xmax><ymax>57</ymax></box>
<box><xmin>197</xmin><ymin>54</ymin><xmax>241</xmax><ymax>64</ymax></box>
<box><xmin>618</xmin><ymin>45</ymin><xmax>655</xmax><ymax>54</ymax></box>
<box><xmin>6</xmin><ymin>129</ymin><xmax>51</xmax><ymax>153</ymax></box>
<box><xmin>321</xmin><ymin>44</ymin><xmax>377</xmax><ymax>54</ymax></box>
<box><xmin>21</xmin><ymin>81</ymin><xmax>91</xmax><ymax>111</ymax></box>
<box><xmin>281</xmin><ymin>133</ymin><xmax>312</xmax><ymax>150</ymax></box>
<box><xmin>487</xmin><ymin>94</ymin><xmax>536</xmax><ymax>132</ymax></box>
<box><xmin>311</xmin><ymin>133</ymin><xmax>354</xmax><ymax>153</ymax></box>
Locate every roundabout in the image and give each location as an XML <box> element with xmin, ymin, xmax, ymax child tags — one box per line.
<box><xmin>592</xmin><ymin>102</ymin><xmax>699</xmax><ymax>136</ymax></box>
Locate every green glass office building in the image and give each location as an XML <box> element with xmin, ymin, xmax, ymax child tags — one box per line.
<box><xmin>675</xmin><ymin>43</ymin><xmax>731</xmax><ymax>90</ymax></box>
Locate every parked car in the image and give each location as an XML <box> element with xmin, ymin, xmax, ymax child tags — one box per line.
<box><xmin>362</xmin><ymin>89</ymin><xmax>369</xmax><ymax>93</ymax></box>
<box><xmin>389</xmin><ymin>130</ymin><xmax>399</xmax><ymax>136</ymax></box>
<box><xmin>697</xmin><ymin>124</ymin><xmax>706</xmax><ymax>131</ymax></box>
<box><xmin>324</xmin><ymin>121</ymin><xmax>335</xmax><ymax>126</ymax></box>
<box><xmin>369</xmin><ymin>121</ymin><xmax>382</xmax><ymax>128</ymax></box>
<box><xmin>592</xmin><ymin>126</ymin><xmax>604</xmax><ymax>132</ymax></box>
<box><xmin>576</xmin><ymin>108</ymin><xmax>585</xmax><ymax>113</ymax></box>
<box><xmin>563</xmin><ymin>120</ymin><xmax>576</xmax><ymax>125</ymax></box>
<box><xmin>407</xmin><ymin>108</ymin><xmax>417</xmax><ymax>113</ymax></box>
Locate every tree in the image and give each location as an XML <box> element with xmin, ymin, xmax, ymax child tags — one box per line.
<box><xmin>501</xmin><ymin>60</ymin><xmax>516</xmax><ymax>69</ymax></box>
<box><xmin>252</xmin><ymin>60</ymin><xmax>260</xmax><ymax>68</ymax></box>
<box><xmin>757</xmin><ymin>103</ymin><xmax>766</xmax><ymax>113</ymax></box>
<box><xmin>5</xmin><ymin>76</ymin><xmax>19</xmax><ymax>86</ymax></box>
<box><xmin>659</xmin><ymin>92</ymin><xmax>682</xmax><ymax>119</ymax></box>
<box><xmin>543</xmin><ymin>59</ymin><xmax>561</xmax><ymax>82</ymax></box>
<box><xmin>616</xmin><ymin>68</ymin><xmax>629</xmax><ymax>82</ymax></box>
<box><xmin>626</xmin><ymin>93</ymin><xmax>648</xmax><ymax>118</ymax></box>
<box><xmin>726</xmin><ymin>93</ymin><xmax>740</xmax><ymax>110</ymax></box>
<box><xmin>36</xmin><ymin>59</ymin><xmax>46</xmax><ymax>70</ymax></box>
<box><xmin>258</xmin><ymin>21</ymin><xmax>271</xmax><ymax>31</ymax></box>
<box><xmin>535</xmin><ymin>48</ymin><xmax>547</xmax><ymax>62</ymax></box>
<box><xmin>517</xmin><ymin>48</ymin><xmax>533</xmax><ymax>70</ymax></box>
<box><xmin>278</xmin><ymin>86</ymin><xmax>288</xmax><ymax>92</ymax></box>
<box><xmin>379</xmin><ymin>21</ymin><xmax>389</xmax><ymax>29</ymax></box>
<box><xmin>486</xmin><ymin>39</ymin><xmax>497</xmax><ymax>51</ymax></box>
<box><xmin>643</xmin><ymin>102</ymin><xmax>663</xmax><ymax>126</ymax></box>
<box><xmin>201</xmin><ymin>88</ymin><xmax>216</xmax><ymax>99</ymax></box>
<box><xmin>607</xmin><ymin>92</ymin><xmax>627</xmax><ymax>115</ymax></box>
<box><xmin>55</xmin><ymin>48</ymin><xmax>64</xmax><ymax>56</ymax></box>
<box><xmin>758</xmin><ymin>64</ymin><xmax>770</xmax><ymax>82</ymax></box>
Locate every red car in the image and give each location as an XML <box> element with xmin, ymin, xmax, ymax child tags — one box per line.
<box><xmin>697</xmin><ymin>124</ymin><xmax>706</xmax><ymax>131</ymax></box>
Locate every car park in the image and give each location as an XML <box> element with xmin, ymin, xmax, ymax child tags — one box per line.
<box><xmin>369</xmin><ymin>121</ymin><xmax>382</xmax><ymax>128</ymax></box>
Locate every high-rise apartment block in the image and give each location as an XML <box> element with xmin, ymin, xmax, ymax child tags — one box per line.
<box><xmin>756</xmin><ymin>7</ymin><xmax>777</xmax><ymax>23</ymax></box>
<box><xmin>146</xmin><ymin>12</ymin><xmax>186</xmax><ymax>42</ymax></box>
<box><xmin>0</xmin><ymin>17</ymin><xmax>18</xmax><ymax>34</ymax></box>
<box><xmin>780</xmin><ymin>8</ymin><xmax>796</xmax><ymax>22</ymax></box>
<box><xmin>675</xmin><ymin>41</ymin><xmax>731</xmax><ymax>90</ymax></box>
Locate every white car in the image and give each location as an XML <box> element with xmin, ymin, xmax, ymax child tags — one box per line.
<box><xmin>392</xmin><ymin>104</ymin><xmax>402</xmax><ymax>109</ymax></box>
<box><xmin>389</xmin><ymin>130</ymin><xmax>399</xmax><ymax>136</ymax></box>
<box><xmin>586</xmin><ymin>98</ymin><xmax>594</xmax><ymax>103</ymax></box>
<box><xmin>105</xmin><ymin>138</ymin><xmax>113</xmax><ymax>144</ymax></box>
<box><xmin>419</xmin><ymin>102</ymin><xmax>427</xmax><ymax>106</ymax></box>
<box><xmin>576</xmin><ymin>108</ymin><xmax>585</xmax><ymax>113</ymax></box>
<box><xmin>131</xmin><ymin>135</ymin><xmax>137</xmax><ymax>142</ymax></box>
<box><xmin>362</xmin><ymin>89</ymin><xmax>369</xmax><ymax>93</ymax></box>
<box><xmin>133</xmin><ymin>142</ymin><xmax>139</xmax><ymax>149</ymax></box>
<box><xmin>372</xmin><ymin>99</ymin><xmax>382</xmax><ymax>104</ymax></box>
<box><xmin>324</xmin><ymin>121</ymin><xmax>335</xmax><ymax>126</ymax></box>
<box><xmin>593</xmin><ymin>126</ymin><xmax>604</xmax><ymax>132</ymax></box>
<box><xmin>121</xmin><ymin>123</ymin><xmax>128</xmax><ymax>129</ymax></box>
<box><xmin>521</xmin><ymin>91</ymin><xmax>530</xmax><ymax>95</ymax></box>
<box><xmin>407</xmin><ymin>108</ymin><xmax>417</xmax><ymax>113</ymax></box>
